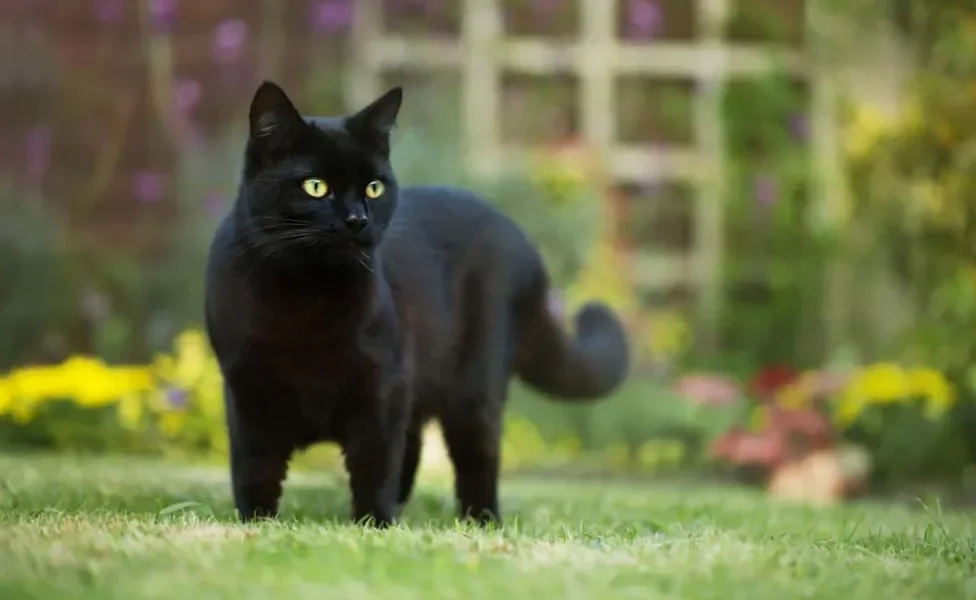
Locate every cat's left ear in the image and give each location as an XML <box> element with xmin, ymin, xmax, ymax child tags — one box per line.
<box><xmin>248</xmin><ymin>81</ymin><xmax>305</xmax><ymax>145</ymax></box>
<box><xmin>347</xmin><ymin>87</ymin><xmax>403</xmax><ymax>149</ymax></box>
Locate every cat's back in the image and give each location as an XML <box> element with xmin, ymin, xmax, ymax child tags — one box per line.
<box><xmin>388</xmin><ymin>185</ymin><xmax>537</xmax><ymax>270</ymax></box>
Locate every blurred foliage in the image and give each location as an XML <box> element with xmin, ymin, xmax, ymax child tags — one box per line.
<box><xmin>841</xmin><ymin>1</ymin><xmax>976</xmax><ymax>469</ymax></box>
<box><xmin>0</xmin><ymin>328</ymin><xmax>706</xmax><ymax>475</ymax></box>
<box><xmin>716</xmin><ymin>73</ymin><xmax>833</xmax><ymax>373</ymax></box>
<box><xmin>705</xmin><ymin>362</ymin><xmax>962</xmax><ymax>490</ymax></box>
<box><xmin>0</xmin><ymin>179</ymin><xmax>76</xmax><ymax>368</ymax></box>
<box><xmin>836</xmin><ymin>363</ymin><xmax>967</xmax><ymax>484</ymax></box>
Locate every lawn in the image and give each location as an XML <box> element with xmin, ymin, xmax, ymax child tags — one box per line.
<box><xmin>0</xmin><ymin>455</ymin><xmax>973</xmax><ymax>599</ymax></box>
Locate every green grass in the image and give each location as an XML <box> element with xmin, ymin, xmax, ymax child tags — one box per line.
<box><xmin>0</xmin><ymin>455</ymin><xmax>973</xmax><ymax>599</ymax></box>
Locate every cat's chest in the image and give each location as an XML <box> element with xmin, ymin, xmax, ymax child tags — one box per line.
<box><xmin>245</xmin><ymin>295</ymin><xmax>365</xmax><ymax>356</ymax></box>
<box><xmin>236</xmin><ymin>325</ymin><xmax>379</xmax><ymax>409</ymax></box>
<box><xmin>223</xmin><ymin>284</ymin><xmax>366</xmax><ymax>361</ymax></box>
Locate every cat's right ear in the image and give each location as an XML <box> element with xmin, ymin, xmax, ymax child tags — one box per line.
<box><xmin>248</xmin><ymin>81</ymin><xmax>304</xmax><ymax>147</ymax></box>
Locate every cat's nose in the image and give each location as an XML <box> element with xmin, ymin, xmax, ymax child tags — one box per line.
<box><xmin>345</xmin><ymin>213</ymin><xmax>369</xmax><ymax>232</ymax></box>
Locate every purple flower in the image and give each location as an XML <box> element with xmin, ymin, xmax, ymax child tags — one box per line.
<box><xmin>205</xmin><ymin>191</ymin><xmax>227</xmax><ymax>217</ymax></box>
<box><xmin>164</xmin><ymin>387</ymin><xmax>190</xmax><ymax>409</ymax></box>
<box><xmin>131</xmin><ymin>169</ymin><xmax>168</xmax><ymax>204</ymax></box>
<box><xmin>753</xmin><ymin>175</ymin><xmax>778</xmax><ymax>205</ymax></box>
<box><xmin>310</xmin><ymin>0</ymin><xmax>354</xmax><ymax>34</ymax></box>
<box><xmin>211</xmin><ymin>19</ymin><xmax>248</xmax><ymax>64</ymax></box>
<box><xmin>93</xmin><ymin>0</ymin><xmax>124</xmax><ymax>23</ymax></box>
<box><xmin>626</xmin><ymin>0</ymin><xmax>663</xmax><ymax>40</ymax></box>
<box><xmin>173</xmin><ymin>79</ymin><xmax>201</xmax><ymax>112</ymax></box>
<box><xmin>147</xmin><ymin>0</ymin><xmax>177</xmax><ymax>31</ymax></box>
<box><xmin>788</xmin><ymin>113</ymin><xmax>808</xmax><ymax>141</ymax></box>
<box><xmin>24</xmin><ymin>125</ymin><xmax>51</xmax><ymax>181</ymax></box>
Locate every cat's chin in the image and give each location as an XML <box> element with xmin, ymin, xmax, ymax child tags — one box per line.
<box><xmin>316</xmin><ymin>242</ymin><xmax>376</xmax><ymax>270</ymax></box>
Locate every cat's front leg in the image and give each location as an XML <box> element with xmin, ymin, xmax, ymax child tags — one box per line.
<box><xmin>342</xmin><ymin>386</ymin><xmax>410</xmax><ymax>528</ymax></box>
<box><xmin>225</xmin><ymin>385</ymin><xmax>295</xmax><ymax>522</ymax></box>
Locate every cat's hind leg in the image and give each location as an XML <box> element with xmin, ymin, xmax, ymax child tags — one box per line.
<box><xmin>397</xmin><ymin>426</ymin><xmax>423</xmax><ymax>507</ymax></box>
<box><xmin>440</xmin><ymin>306</ymin><xmax>517</xmax><ymax>525</ymax></box>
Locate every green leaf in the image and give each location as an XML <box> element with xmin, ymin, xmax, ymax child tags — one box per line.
<box><xmin>158</xmin><ymin>501</ymin><xmax>207</xmax><ymax>517</ymax></box>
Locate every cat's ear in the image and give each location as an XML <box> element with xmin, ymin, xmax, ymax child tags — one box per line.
<box><xmin>346</xmin><ymin>87</ymin><xmax>403</xmax><ymax>148</ymax></box>
<box><xmin>248</xmin><ymin>81</ymin><xmax>305</xmax><ymax>144</ymax></box>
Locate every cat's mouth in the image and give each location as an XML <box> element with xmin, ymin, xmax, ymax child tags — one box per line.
<box><xmin>309</xmin><ymin>228</ymin><xmax>373</xmax><ymax>252</ymax></box>
<box><xmin>314</xmin><ymin>230</ymin><xmax>376</xmax><ymax>264</ymax></box>
<box><xmin>319</xmin><ymin>243</ymin><xmax>376</xmax><ymax>271</ymax></box>
<box><xmin>350</xmin><ymin>227</ymin><xmax>376</xmax><ymax>248</ymax></box>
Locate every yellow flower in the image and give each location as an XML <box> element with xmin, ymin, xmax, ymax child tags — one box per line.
<box><xmin>152</xmin><ymin>353</ymin><xmax>176</xmax><ymax>380</ymax></box>
<box><xmin>835</xmin><ymin>363</ymin><xmax>908</xmax><ymax>428</ymax></box>
<box><xmin>643</xmin><ymin>310</ymin><xmax>690</xmax><ymax>360</ymax></box>
<box><xmin>906</xmin><ymin>367</ymin><xmax>955</xmax><ymax>418</ymax></box>
<box><xmin>117</xmin><ymin>394</ymin><xmax>145</xmax><ymax>430</ymax></box>
<box><xmin>6</xmin><ymin>363</ymin><xmax>76</xmax><ymax>403</ymax></box>
<box><xmin>172</xmin><ymin>329</ymin><xmax>210</xmax><ymax>386</ymax></box>
<box><xmin>845</xmin><ymin>104</ymin><xmax>890</xmax><ymax>158</ymax></box>
<box><xmin>844</xmin><ymin>362</ymin><xmax>911</xmax><ymax>405</ymax></box>
<box><xmin>834</xmin><ymin>363</ymin><xmax>957</xmax><ymax>426</ymax></box>
<box><xmin>834</xmin><ymin>396</ymin><xmax>863</xmax><ymax>428</ymax></box>
<box><xmin>776</xmin><ymin>372</ymin><xmax>815</xmax><ymax>410</ymax></box>
<box><xmin>564</xmin><ymin>239</ymin><xmax>635</xmax><ymax>317</ymax></box>
<box><xmin>530</xmin><ymin>148</ymin><xmax>592</xmax><ymax>208</ymax></box>
<box><xmin>0</xmin><ymin>378</ymin><xmax>11</xmax><ymax>416</ymax></box>
<box><xmin>637</xmin><ymin>442</ymin><xmax>663</xmax><ymax>468</ymax></box>
<box><xmin>61</xmin><ymin>358</ymin><xmax>153</xmax><ymax>408</ymax></box>
<box><xmin>159</xmin><ymin>410</ymin><xmax>187</xmax><ymax>437</ymax></box>
<box><xmin>0</xmin><ymin>354</ymin><xmax>155</xmax><ymax>421</ymax></box>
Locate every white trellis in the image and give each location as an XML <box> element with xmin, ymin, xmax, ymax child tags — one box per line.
<box><xmin>344</xmin><ymin>0</ymin><xmax>838</xmax><ymax>352</ymax></box>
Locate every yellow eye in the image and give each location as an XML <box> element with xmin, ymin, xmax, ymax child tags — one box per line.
<box><xmin>365</xmin><ymin>180</ymin><xmax>385</xmax><ymax>199</ymax></box>
<box><xmin>301</xmin><ymin>178</ymin><xmax>329</xmax><ymax>198</ymax></box>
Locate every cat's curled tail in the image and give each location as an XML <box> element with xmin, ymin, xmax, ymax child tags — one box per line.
<box><xmin>514</xmin><ymin>272</ymin><xmax>630</xmax><ymax>401</ymax></box>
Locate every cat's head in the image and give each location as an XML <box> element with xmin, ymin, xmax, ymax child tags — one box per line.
<box><xmin>237</xmin><ymin>80</ymin><xmax>403</xmax><ymax>264</ymax></box>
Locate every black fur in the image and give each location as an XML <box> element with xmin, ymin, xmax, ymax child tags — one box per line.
<box><xmin>204</xmin><ymin>81</ymin><xmax>630</xmax><ymax>527</ymax></box>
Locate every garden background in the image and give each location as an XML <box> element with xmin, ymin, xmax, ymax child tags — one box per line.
<box><xmin>1</xmin><ymin>0</ymin><xmax>975</xmax><ymax>505</ymax></box>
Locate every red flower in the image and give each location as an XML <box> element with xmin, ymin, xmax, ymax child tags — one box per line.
<box><xmin>767</xmin><ymin>406</ymin><xmax>833</xmax><ymax>449</ymax></box>
<box><xmin>711</xmin><ymin>427</ymin><xmax>786</xmax><ymax>468</ymax></box>
<box><xmin>749</xmin><ymin>365</ymin><xmax>800</xmax><ymax>402</ymax></box>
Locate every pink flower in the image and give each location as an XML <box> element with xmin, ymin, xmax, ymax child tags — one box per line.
<box><xmin>674</xmin><ymin>373</ymin><xmax>742</xmax><ymax>406</ymax></box>
<box><xmin>626</xmin><ymin>0</ymin><xmax>663</xmax><ymax>40</ymax></box>
<box><xmin>173</xmin><ymin>79</ymin><xmax>201</xmax><ymax>113</ymax></box>
<box><xmin>212</xmin><ymin>19</ymin><xmax>248</xmax><ymax>64</ymax></box>
<box><xmin>147</xmin><ymin>0</ymin><xmax>177</xmax><ymax>31</ymax></box>
<box><xmin>310</xmin><ymin>0</ymin><xmax>354</xmax><ymax>34</ymax></box>
<box><xmin>131</xmin><ymin>169</ymin><xmax>168</xmax><ymax>204</ymax></box>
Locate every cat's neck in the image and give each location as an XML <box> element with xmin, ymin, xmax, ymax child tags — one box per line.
<box><xmin>242</xmin><ymin>249</ymin><xmax>380</xmax><ymax>290</ymax></box>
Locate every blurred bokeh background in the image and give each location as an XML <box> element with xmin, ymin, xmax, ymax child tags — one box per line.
<box><xmin>1</xmin><ymin>0</ymin><xmax>974</xmax><ymax>507</ymax></box>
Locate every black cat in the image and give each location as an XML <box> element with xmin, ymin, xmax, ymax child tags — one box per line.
<box><xmin>204</xmin><ymin>81</ymin><xmax>630</xmax><ymax>527</ymax></box>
